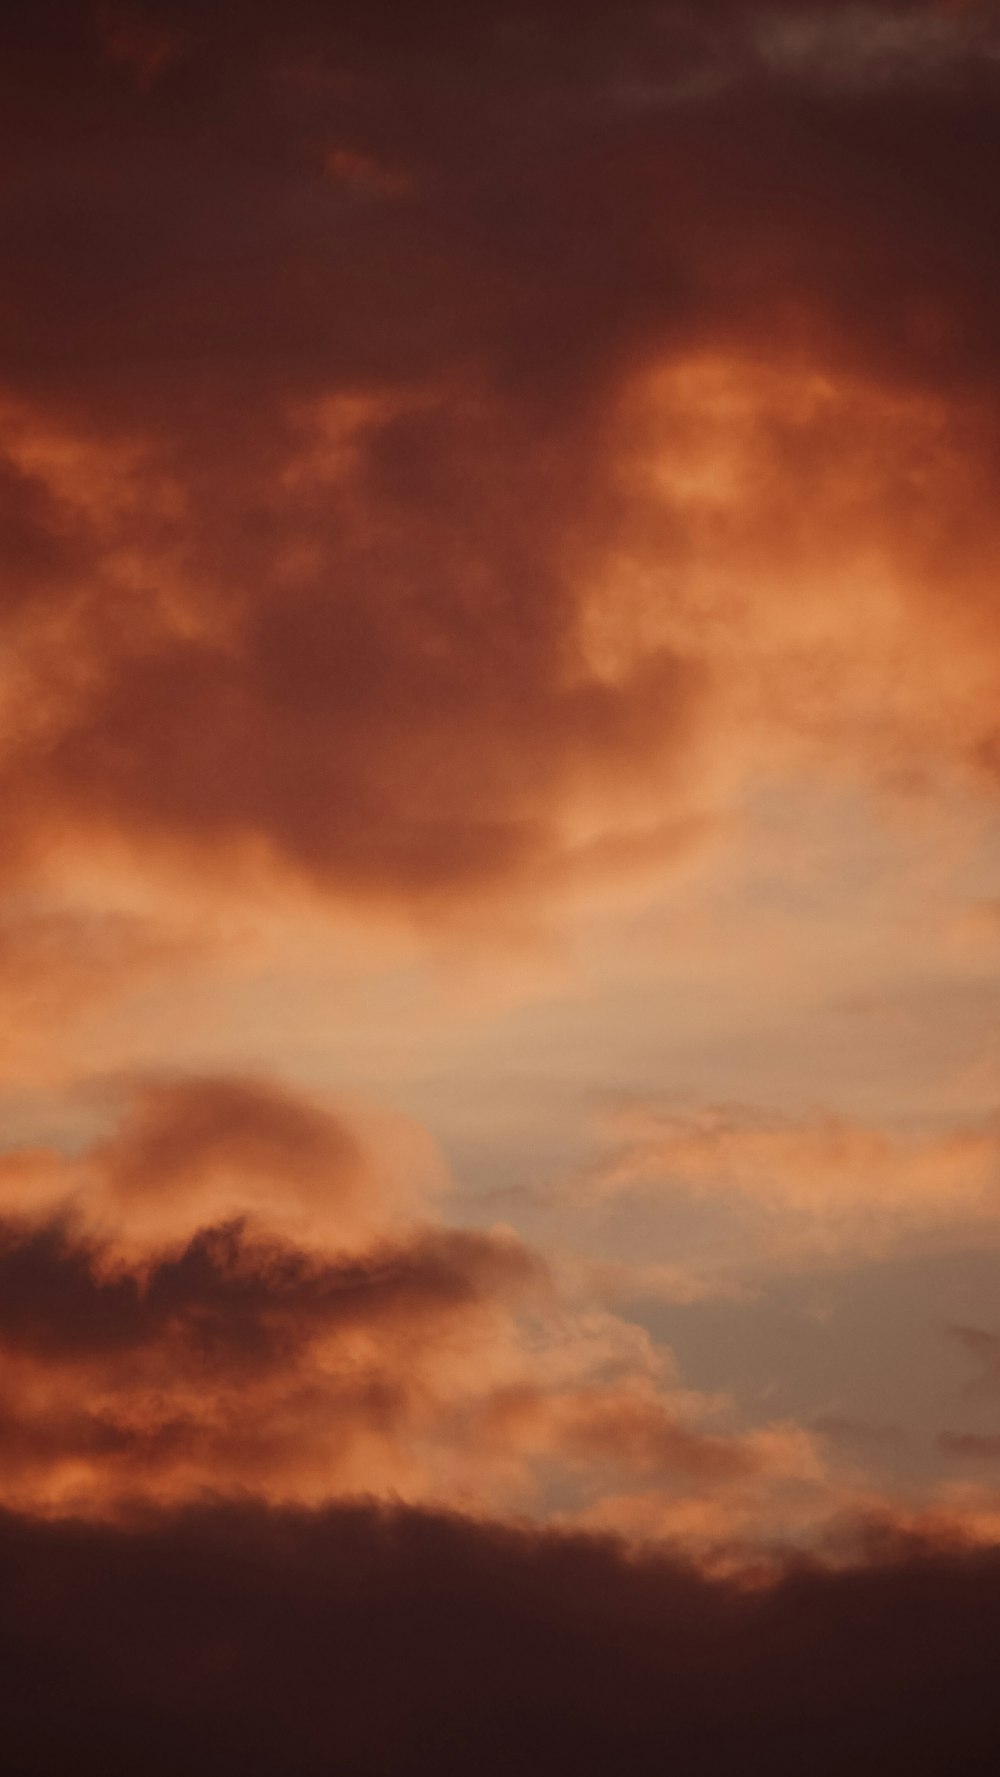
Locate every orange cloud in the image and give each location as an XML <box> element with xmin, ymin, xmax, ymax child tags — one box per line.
<box><xmin>0</xmin><ymin>1074</ymin><xmax>443</xmax><ymax>1252</ymax></box>
<box><xmin>0</xmin><ymin>0</ymin><xmax>996</xmax><ymax>1572</ymax></box>
<box><xmin>0</xmin><ymin>2</ymin><xmax>997</xmax><ymax>934</ymax></box>
<box><xmin>590</xmin><ymin>1101</ymin><xmax>1000</xmax><ymax>1265</ymax></box>
<box><xmin>3</xmin><ymin>6</ymin><xmax>1000</xmax><ymax>1764</ymax></box>
<box><xmin>0</xmin><ymin>1071</ymin><xmax>853</xmax><ymax>1540</ymax></box>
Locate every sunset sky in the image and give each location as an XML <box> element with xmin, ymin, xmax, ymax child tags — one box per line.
<box><xmin>4</xmin><ymin>2</ymin><xmax>1000</xmax><ymax>1770</ymax></box>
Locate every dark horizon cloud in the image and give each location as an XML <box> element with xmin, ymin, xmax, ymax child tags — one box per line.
<box><xmin>3</xmin><ymin>1496</ymin><xmax>1000</xmax><ymax>1776</ymax></box>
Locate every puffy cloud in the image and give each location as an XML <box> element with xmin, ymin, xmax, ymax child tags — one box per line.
<box><xmin>0</xmin><ymin>1074</ymin><xmax>443</xmax><ymax>1249</ymax></box>
<box><xmin>0</xmin><ymin>1071</ymin><xmax>853</xmax><ymax>1536</ymax></box>
<box><xmin>0</xmin><ymin>1208</ymin><xmax>541</xmax><ymax>1510</ymax></box>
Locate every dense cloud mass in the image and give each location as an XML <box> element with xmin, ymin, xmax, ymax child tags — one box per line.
<box><xmin>0</xmin><ymin>0</ymin><xmax>999</xmax><ymax>909</ymax></box>
<box><xmin>3</xmin><ymin>1500</ymin><xmax>1000</xmax><ymax>1777</ymax></box>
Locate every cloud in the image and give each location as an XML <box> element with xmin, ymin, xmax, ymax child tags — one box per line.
<box><xmin>0</xmin><ymin>1203</ymin><xmax>543</xmax><ymax>1510</ymax></box>
<box><xmin>591</xmin><ymin>1102</ymin><xmax>1000</xmax><ymax>1260</ymax></box>
<box><xmin>0</xmin><ymin>1070</ymin><xmax>855</xmax><ymax>1536</ymax></box>
<box><xmin>0</xmin><ymin>1</ymin><xmax>998</xmax><ymax>929</ymax></box>
<box><xmin>0</xmin><ymin>1073</ymin><xmax>443</xmax><ymax>1249</ymax></box>
<box><xmin>97</xmin><ymin>4</ymin><xmax>187</xmax><ymax>90</ymax></box>
<box><xmin>0</xmin><ymin>907</ymin><xmax>199</xmax><ymax>1083</ymax></box>
<box><xmin>938</xmin><ymin>1431</ymin><xmax>1000</xmax><ymax>1460</ymax></box>
<box><xmin>753</xmin><ymin>4</ymin><xmax>1000</xmax><ymax>89</ymax></box>
<box><xmin>2</xmin><ymin>13</ymin><xmax>1000</xmax><ymax>1758</ymax></box>
<box><xmin>3</xmin><ymin>1497</ymin><xmax>1000</xmax><ymax>1776</ymax></box>
<box><xmin>0</xmin><ymin>0</ymin><xmax>998</xmax><ymax>1611</ymax></box>
<box><xmin>946</xmin><ymin>1323</ymin><xmax>1000</xmax><ymax>1395</ymax></box>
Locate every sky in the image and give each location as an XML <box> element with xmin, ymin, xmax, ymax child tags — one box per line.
<box><xmin>4</xmin><ymin>0</ymin><xmax>1000</xmax><ymax>1769</ymax></box>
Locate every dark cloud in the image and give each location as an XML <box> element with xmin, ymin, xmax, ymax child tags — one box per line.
<box><xmin>0</xmin><ymin>1189</ymin><xmax>544</xmax><ymax>1503</ymax></box>
<box><xmin>2</xmin><ymin>1499</ymin><xmax>1000</xmax><ymax>1775</ymax></box>
<box><xmin>0</xmin><ymin>2</ymin><xmax>998</xmax><ymax>905</ymax></box>
<box><xmin>0</xmin><ymin>1213</ymin><xmax>531</xmax><ymax>1369</ymax></box>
